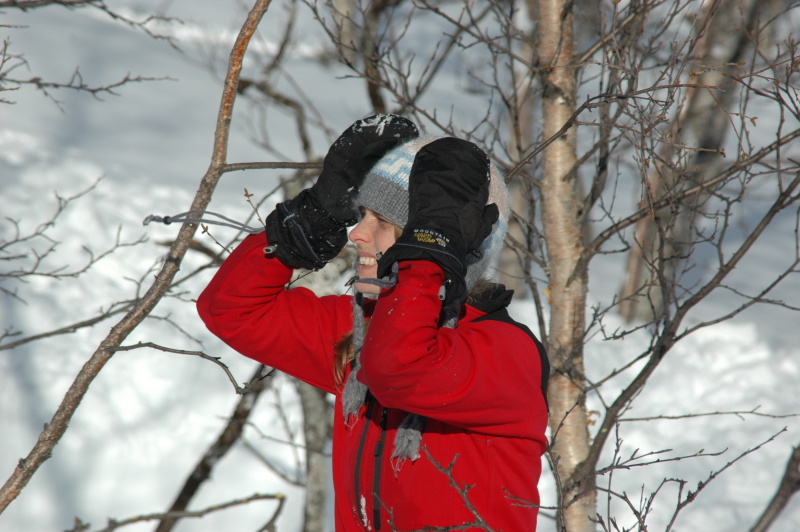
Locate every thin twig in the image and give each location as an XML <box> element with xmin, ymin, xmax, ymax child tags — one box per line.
<box><xmin>66</xmin><ymin>493</ymin><xmax>286</xmax><ymax>532</ymax></box>
<box><xmin>111</xmin><ymin>342</ymin><xmax>274</xmax><ymax>395</ymax></box>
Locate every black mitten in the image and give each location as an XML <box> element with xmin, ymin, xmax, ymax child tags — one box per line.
<box><xmin>377</xmin><ymin>137</ymin><xmax>499</xmax><ymax>303</ymax></box>
<box><xmin>313</xmin><ymin>114</ymin><xmax>419</xmax><ymax>225</ymax></box>
<box><xmin>266</xmin><ymin>114</ymin><xmax>418</xmax><ymax>270</ymax></box>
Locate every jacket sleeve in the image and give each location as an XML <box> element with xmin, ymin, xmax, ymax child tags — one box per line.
<box><xmin>196</xmin><ymin>233</ymin><xmax>353</xmax><ymax>395</ymax></box>
<box><xmin>359</xmin><ymin>260</ymin><xmax>546</xmax><ymax>438</ymax></box>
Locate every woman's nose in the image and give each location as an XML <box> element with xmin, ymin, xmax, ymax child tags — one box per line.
<box><xmin>349</xmin><ymin>219</ymin><xmax>370</xmax><ymax>244</ymax></box>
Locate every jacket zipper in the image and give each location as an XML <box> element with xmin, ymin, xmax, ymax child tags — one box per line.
<box><xmin>354</xmin><ymin>396</ymin><xmax>375</xmax><ymax>528</ymax></box>
<box><xmin>372</xmin><ymin>407</ymin><xmax>388</xmax><ymax>530</ymax></box>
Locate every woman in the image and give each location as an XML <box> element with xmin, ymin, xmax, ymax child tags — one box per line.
<box><xmin>197</xmin><ymin>114</ymin><xmax>549</xmax><ymax>531</ymax></box>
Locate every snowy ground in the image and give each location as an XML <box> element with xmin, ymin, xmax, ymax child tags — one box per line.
<box><xmin>1</xmin><ymin>2</ymin><xmax>799</xmax><ymax>531</ymax></box>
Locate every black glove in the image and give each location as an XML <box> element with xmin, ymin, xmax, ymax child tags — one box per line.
<box><xmin>377</xmin><ymin>137</ymin><xmax>499</xmax><ymax>303</ymax></box>
<box><xmin>265</xmin><ymin>114</ymin><xmax>418</xmax><ymax>270</ymax></box>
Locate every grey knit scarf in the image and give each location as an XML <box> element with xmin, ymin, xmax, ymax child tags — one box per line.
<box><xmin>341</xmin><ymin>272</ymin><xmax>460</xmax><ymax>467</ymax></box>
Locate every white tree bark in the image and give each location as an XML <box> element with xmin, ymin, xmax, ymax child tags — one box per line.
<box><xmin>536</xmin><ymin>0</ymin><xmax>594</xmax><ymax>529</ymax></box>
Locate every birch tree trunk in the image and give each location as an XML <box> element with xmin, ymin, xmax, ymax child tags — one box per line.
<box><xmin>332</xmin><ymin>0</ymin><xmax>356</xmax><ymax>64</ymax></box>
<box><xmin>536</xmin><ymin>0</ymin><xmax>594</xmax><ymax>529</ymax></box>
<box><xmin>296</xmin><ymin>382</ymin><xmax>333</xmax><ymax>532</ymax></box>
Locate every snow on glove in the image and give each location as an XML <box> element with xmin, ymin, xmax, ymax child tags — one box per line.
<box><xmin>266</xmin><ymin>114</ymin><xmax>418</xmax><ymax>270</ymax></box>
<box><xmin>377</xmin><ymin>137</ymin><xmax>499</xmax><ymax>303</ymax></box>
<box><xmin>312</xmin><ymin>114</ymin><xmax>419</xmax><ymax>225</ymax></box>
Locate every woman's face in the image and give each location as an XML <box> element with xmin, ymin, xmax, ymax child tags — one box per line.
<box><xmin>349</xmin><ymin>208</ymin><xmax>399</xmax><ymax>295</ymax></box>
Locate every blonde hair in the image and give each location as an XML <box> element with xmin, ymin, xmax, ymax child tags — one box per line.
<box><xmin>334</xmin><ymin>332</ymin><xmax>356</xmax><ymax>387</ymax></box>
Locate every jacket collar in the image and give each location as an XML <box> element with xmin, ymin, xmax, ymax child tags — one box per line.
<box><xmin>463</xmin><ymin>283</ymin><xmax>514</xmax><ymax>320</ymax></box>
<box><xmin>361</xmin><ymin>282</ymin><xmax>514</xmax><ymax>320</ymax></box>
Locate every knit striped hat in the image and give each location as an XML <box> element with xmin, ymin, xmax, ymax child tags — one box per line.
<box><xmin>354</xmin><ymin>135</ymin><xmax>509</xmax><ymax>289</ymax></box>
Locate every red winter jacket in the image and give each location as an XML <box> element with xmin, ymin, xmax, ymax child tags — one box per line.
<box><xmin>197</xmin><ymin>233</ymin><xmax>549</xmax><ymax>531</ymax></box>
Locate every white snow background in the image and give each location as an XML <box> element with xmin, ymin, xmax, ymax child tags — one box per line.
<box><xmin>1</xmin><ymin>2</ymin><xmax>799</xmax><ymax>531</ymax></box>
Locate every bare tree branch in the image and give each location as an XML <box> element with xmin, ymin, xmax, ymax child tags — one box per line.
<box><xmin>663</xmin><ymin>429</ymin><xmax>787</xmax><ymax>530</ymax></box>
<box><xmin>66</xmin><ymin>492</ymin><xmax>286</xmax><ymax>532</ymax></box>
<box><xmin>154</xmin><ymin>364</ymin><xmax>273</xmax><ymax>532</ymax></box>
<box><xmin>6</xmin><ymin>68</ymin><xmax>167</xmax><ymax>97</ymax></box>
<box><xmin>385</xmin><ymin>446</ymin><xmax>494</xmax><ymax>532</ymax></box>
<box><xmin>751</xmin><ymin>444</ymin><xmax>800</xmax><ymax>532</ymax></box>
<box><xmin>620</xmin><ymin>407</ymin><xmax>799</xmax><ymax>423</ymax></box>
<box><xmin>1</xmin><ymin>1</ymin><xmax>180</xmax><ymax>109</ymax></box>
<box><xmin>0</xmin><ymin>299</ymin><xmax>134</xmax><ymax>351</ymax></box>
<box><xmin>1</xmin><ymin>0</ymin><xmax>179</xmax><ymax>45</ymax></box>
<box><xmin>0</xmin><ymin>0</ymin><xmax>274</xmax><ymax>514</ymax></box>
<box><xmin>112</xmin><ymin>341</ymin><xmax>274</xmax><ymax>395</ymax></box>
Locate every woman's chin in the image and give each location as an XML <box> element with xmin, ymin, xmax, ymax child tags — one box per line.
<box><xmin>354</xmin><ymin>280</ymin><xmax>381</xmax><ymax>295</ymax></box>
